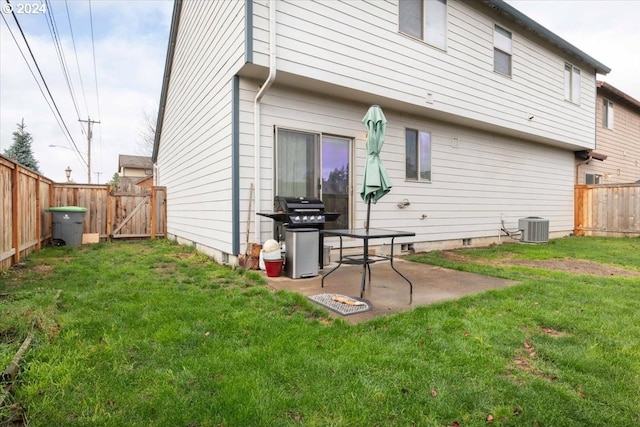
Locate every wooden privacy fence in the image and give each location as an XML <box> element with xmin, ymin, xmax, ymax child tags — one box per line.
<box><xmin>52</xmin><ymin>183</ymin><xmax>167</xmax><ymax>240</ymax></box>
<box><xmin>1</xmin><ymin>154</ymin><xmax>166</xmax><ymax>271</ymax></box>
<box><xmin>575</xmin><ymin>184</ymin><xmax>640</xmax><ymax>237</ymax></box>
<box><xmin>1</xmin><ymin>156</ymin><xmax>53</xmax><ymax>271</ymax></box>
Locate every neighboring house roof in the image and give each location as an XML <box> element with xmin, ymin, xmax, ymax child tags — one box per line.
<box><xmin>118</xmin><ymin>155</ymin><xmax>153</xmax><ymax>172</ymax></box>
<box><xmin>596</xmin><ymin>81</ymin><xmax>640</xmax><ymax>113</ymax></box>
<box><xmin>152</xmin><ymin>0</ymin><xmax>611</xmax><ymax>162</ymax></box>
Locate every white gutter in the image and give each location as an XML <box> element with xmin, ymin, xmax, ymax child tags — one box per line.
<box><xmin>253</xmin><ymin>0</ymin><xmax>277</xmax><ymax>243</ymax></box>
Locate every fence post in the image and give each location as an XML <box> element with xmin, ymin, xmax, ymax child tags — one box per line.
<box><xmin>163</xmin><ymin>188</ymin><xmax>167</xmax><ymax>238</ymax></box>
<box><xmin>106</xmin><ymin>185</ymin><xmax>113</xmax><ymax>241</ymax></box>
<box><xmin>151</xmin><ymin>187</ymin><xmax>156</xmax><ymax>239</ymax></box>
<box><xmin>35</xmin><ymin>176</ymin><xmax>41</xmax><ymax>249</ymax></box>
<box><xmin>574</xmin><ymin>185</ymin><xmax>583</xmax><ymax>236</ymax></box>
<box><xmin>11</xmin><ymin>165</ymin><xmax>20</xmax><ymax>264</ymax></box>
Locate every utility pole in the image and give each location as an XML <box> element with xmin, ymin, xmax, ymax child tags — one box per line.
<box><xmin>94</xmin><ymin>171</ymin><xmax>102</xmax><ymax>184</ymax></box>
<box><xmin>79</xmin><ymin>117</ymin><xmax>100</xmax><ymax>183</ymax></box>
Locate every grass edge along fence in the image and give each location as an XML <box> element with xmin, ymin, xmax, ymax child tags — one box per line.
<box><xmin>1</xmin><ymin>154</ymin><xmax>166</xmax><ymax>272</ymax></box>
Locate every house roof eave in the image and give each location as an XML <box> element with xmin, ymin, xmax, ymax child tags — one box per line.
<box><xmin>153</xmin><ymin>0</ymin><xmax>183</xmax><ymax>164</ymax></box>
<box><xmin>597</xmin><ymin>81</ymin><xmax>640</xmax><ymax>112</ymax></box>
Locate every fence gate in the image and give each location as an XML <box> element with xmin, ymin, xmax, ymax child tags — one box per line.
<box><xmin>109</xmin><ymin>185</ymin><xmax>166</xmax><ymax>239</ymax></box>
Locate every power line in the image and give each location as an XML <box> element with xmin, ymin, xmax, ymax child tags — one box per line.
<box><xmin>0</xmin><ymin>9</ymin><xmax>87</xmax><ymax>168</ymax></box>
<box><xmin>43</xmin><ymin>0</ymin><xmax>83</xmax><ymax>123</ymax></box>
<box><xmin>3</xmin><ymin>0</ymin><xmax>87</xmax><ymax>165</ymax></box>
<box><xmin>65</xmin><ymin>0</ymin><xmax>89</xmax><ymax>117</ymax></box>
<box><xmin>88</xmin><ymin>0</ymin><xmax>103</xmax><ymax>175</ymax></box>
<box><xmin>88</xmin><ymin>0</ymin><xmax>101</xmax><ymax>120</ymax></box>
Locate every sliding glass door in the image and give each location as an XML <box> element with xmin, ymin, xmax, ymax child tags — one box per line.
<box><xmin>321</xmin><ymin>135</ymin><xmax>349</xmax><ymax>229</ymax></box>
<box><xmin>276</xmin><ymin>129</ymin><xmax>351</xmax><ymax>230</ymax></box>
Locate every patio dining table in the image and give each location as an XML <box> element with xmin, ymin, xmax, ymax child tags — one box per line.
<box><xmin>321</xmin><ymin>228</ymin><xmax>416</xmax><ymax>299</ymax></box>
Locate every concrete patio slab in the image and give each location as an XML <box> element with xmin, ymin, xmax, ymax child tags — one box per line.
<box><xmin>265</xmin><ymin>258</ymin><xmax>518</xmax><ymax>324</ymax></box>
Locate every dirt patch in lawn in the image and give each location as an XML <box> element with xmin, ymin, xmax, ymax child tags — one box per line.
<box><xmin>441</xmin><ymin>252</ymin><xmax>640</xmax><ymax>277</ymax></box>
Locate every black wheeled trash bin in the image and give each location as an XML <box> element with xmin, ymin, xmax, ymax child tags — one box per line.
<box><xmin>47</xmin><ymin>206</ymin><xmax>87</xmax><ymax>247</ymax></box>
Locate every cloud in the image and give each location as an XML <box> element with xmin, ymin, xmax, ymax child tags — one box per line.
<box><xmin>3</xmin><ymin>0</ymin><xmax>638</xmax><ymax>183</ymax></box>
<box><xmin>0</xmin><ymin>0</ymin><xmax>172</xmax><ymax>183</ymax></box>
<box><xmin>506</xmin><ymin>0</ymin><xmax>640</xmax><ymax>99</ymax></box>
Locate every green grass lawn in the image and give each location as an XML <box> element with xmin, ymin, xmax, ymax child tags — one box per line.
<box><xmin>1</xmin><ymin>237</ymin><xmax>639</xmax><ymax>426</ymax></box>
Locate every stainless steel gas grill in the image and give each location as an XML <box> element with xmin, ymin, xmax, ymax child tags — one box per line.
<box><xmin>257</xmin><ymin>196</ymin><xmax>340</xmax><ymax>268</ymax></box>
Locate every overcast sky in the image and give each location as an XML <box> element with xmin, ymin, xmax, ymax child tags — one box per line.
<box><xmin>1</xmin><ymin>0</ymin><xmax>639</xmax><ymax>183</ymax></box>
<box><xmin>0</xmin><ymin>0</ymin><xmax>172</xmax><ymax>183</ymax></box>
<box><xmin>506</xmin><ymin>0</ymin><xmax>640</xmax><ymax>99</ymax></box>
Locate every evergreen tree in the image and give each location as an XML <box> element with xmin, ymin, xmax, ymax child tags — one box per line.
<box><xmin>3</xmin><ymin>119</ymin><xmax>41</xmax><ymax>173</ymax></box>
<box><xmin>107</xmin><ymin>172</ymin><xmax>121</xmax><ymax>188</ymax></box>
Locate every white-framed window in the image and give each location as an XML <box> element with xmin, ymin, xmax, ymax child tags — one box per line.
<box><xmin>585</xmin><ymin>173</ymin><xmax>602</xmax><ymax>185</ymax></box>
<box><xmin>493</xmin><ymin>25</ymin><xmax>512</xmax><ymax>76</ymax></box>
<box><xmin>603</xmin><ymin>99</ymin><xmax>614</xmax><ymax>129</ymax></box>
<box><xmin>564</xmin><ymin>63</ymin><xmax>581</xmax><ymax>103</ymax></box>
<box><xmin>405</xmin><ymin>129</ymin><xmax>432</xmax><ymax>181</ymax></box>
<box><xmin>399</xmin><ymin>0</ymin><xmax>447</xmax><ymax>50</ymax></box>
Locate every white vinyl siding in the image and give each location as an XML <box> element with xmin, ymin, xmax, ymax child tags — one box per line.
<box><xmin>156</xmin><ymin>0</ymin><xmax>246</xmax><ymax>255</ymax></box>
<box><xmin>253</xmin><ymin>86</ymin><xmax>575</xmax><ymax>245</ymax></box>
<box><xmin>156</xmin><ymin>0</ymin><xmax>604</xmax><ymax>259</ymax></box>
<box><xmin>259</xmin><ymin>0</ymin><xmax>598</xmax><ymax>151</ymax></box>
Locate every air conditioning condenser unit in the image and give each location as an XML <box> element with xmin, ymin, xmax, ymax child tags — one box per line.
<box><xmin>518</xmin><ymin>217</ymin><xmax>549</xmax><ymax>243</ymax></box>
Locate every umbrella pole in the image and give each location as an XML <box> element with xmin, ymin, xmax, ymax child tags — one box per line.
<box><xmin>365</xmin><ymin>196</ymin><xmax>371</xmax><ymax>231</ymax></box>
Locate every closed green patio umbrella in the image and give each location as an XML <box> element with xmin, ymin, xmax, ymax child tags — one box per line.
<box><xmin>360</xmin><ymin>105</ymin><xmax>392</xmax><ymax>231</ymax></box>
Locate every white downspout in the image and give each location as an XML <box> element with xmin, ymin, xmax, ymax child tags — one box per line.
<box><xmin>253</xmin><ymin>0</ymin><xmax>277</xmax><ymax>243</ymax></box>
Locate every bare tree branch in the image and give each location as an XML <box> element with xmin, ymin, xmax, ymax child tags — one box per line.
<box><xmin>137</xmin><ymin>108</ymin><xmax>157</xmax><ymax>156</ymax></box>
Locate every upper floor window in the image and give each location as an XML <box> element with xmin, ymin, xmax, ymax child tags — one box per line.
<box><xmin>405</xmin><ymin>129</ymin><xmax>432</xmax><ymax>181</ymax></box>
<box><xmin>493</xmin><ymin>25</ymin><xmax>512</xmax><ymax>76</ymax></box>
<box><xmin>603</xmin><ymin>99</ymin><xmax>614</xmax><ymax>129</ymax></box>
<box><xmin>564</xmin><ymin>64</ymin><xmax>581</xmax><ymax>103</ymax></box>
<box><xmin>585</xmin><ymin>173</ymin><xmax>602</xmax><ymax>185</ymax></box>
<box><xmin>399</xmin><ymin>0</ymin><xmax>447</xmax><ymax>50</ymax></box>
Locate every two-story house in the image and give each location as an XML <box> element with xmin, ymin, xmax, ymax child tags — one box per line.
<box><xmin>576</xmin><ymin>81</ymin><xmax>640</xmax><ymax>184</ymax></box>
<box><xmin>118</xmin><ymin>154</ymin><xmax>154</xmax><ymax>188</ymax></box>
<box><xmin>152</xmin><ymin>0</ymin><xmax>609</xmax><ymax>265</ymax></box>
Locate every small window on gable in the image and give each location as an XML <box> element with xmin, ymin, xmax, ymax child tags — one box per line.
<box><xmin>565</xmin><ymin>63</ymin><xmax>581</xmax><ymax>103</ymax></box>
<box><xmin>603</xmin><ymin>99</ymin><xmax>614</xmax><ymax>129</ymax></box>
<box><xmin>399</xmin><ymin>0</ymin><xmax>447</xmax><ymax>49</ymax></box>
<box><xmin>585</xmin><ymin>173</ymin><xmax>602</xmax><ymax>185</ymax></box>
<box><xmin>493</xmin><ymin>25</ymin><xmax>512</xmax><ymax>76</ymax></box>
<box><xmin>405</xmin><ymin>129</ymin><xmax>432</xmax><ymax>182</ymax></box>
